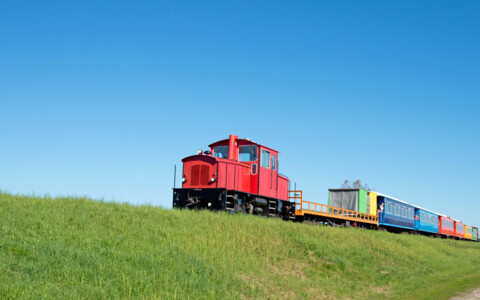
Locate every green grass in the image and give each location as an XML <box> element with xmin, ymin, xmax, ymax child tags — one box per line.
<box><xmin>1</xmin><ymin>192</ymin><xmax>480</xmax><ymax>299</ymax></box>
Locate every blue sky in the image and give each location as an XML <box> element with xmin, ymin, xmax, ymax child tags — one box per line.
<box><xmin>1</xmin><ymin>1</ymin><xmax>479</xmax><ymax>226</ymax></box>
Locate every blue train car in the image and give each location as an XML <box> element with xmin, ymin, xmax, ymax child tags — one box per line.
<box><xmin>414</xmin><ymin>207</ymin><xmax>439</xmax><ymax>234</ymax></box>
<box><xmin>377</xmin><ymin>194</ymin><xmax>415</xmax><ymax>231</ymax></box>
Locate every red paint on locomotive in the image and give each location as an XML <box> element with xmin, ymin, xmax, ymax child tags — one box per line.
<box><xmin>180</xmin><ymin>135</ymin><xmax>288</xmax><ymax>200</ymax></box>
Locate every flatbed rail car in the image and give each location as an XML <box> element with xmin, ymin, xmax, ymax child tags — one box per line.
<box><xmin>289</xmin><ymin>191</ymin><xmax>378</xmax><ymax>228</ymax></box>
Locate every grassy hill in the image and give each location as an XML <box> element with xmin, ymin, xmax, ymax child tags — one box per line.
<box><xmin>1</xmin><ymin>192</ymin><xmax>480</xmax><ymax>299</ymax></box>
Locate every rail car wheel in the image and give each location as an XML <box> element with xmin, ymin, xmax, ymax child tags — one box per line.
<box><xmin>234</xmin><ymin>195</ymin><xmax>246</xmax><ymax>213</ymax></box>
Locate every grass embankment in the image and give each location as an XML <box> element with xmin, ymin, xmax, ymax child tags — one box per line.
<box><xmin>1</xmin><ymin>192</ymin><xmax>480</xmax><ymax>299</ymax></box>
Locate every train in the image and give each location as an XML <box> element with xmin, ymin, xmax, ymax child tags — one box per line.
<box><xmin>172</xmin><ymin>135</ymin><xmax>479</xmax><ymax>241</ymax></box>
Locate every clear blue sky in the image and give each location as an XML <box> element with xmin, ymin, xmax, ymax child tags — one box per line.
<box><xmin>1</xmin><ymin>1</ymin><xmax>479</xmax><ymax>226</ymax></box>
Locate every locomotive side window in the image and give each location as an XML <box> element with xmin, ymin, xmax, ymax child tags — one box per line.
<box><xmin>239</xmin><ymin>146</ymin><xmax>257</xmax><ymax>162</ymax></box>
<box><xmin>213</xmin><ymin>146</ymin><xmax>229</xmax><ymax>158</ymax></box>
<box><xmin>272</xmin><ymin>155</ymin><xmax>276</xmax><ymax>171</ymax></box>
<box><xmin>261</xmin><ymin>150</ymin><xmax>270</xmax><ymax>168</ymax></box>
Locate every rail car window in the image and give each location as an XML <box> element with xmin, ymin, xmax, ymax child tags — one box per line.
<box><xmin>261</xmin><ymin>150</ymin><xmax>270</xmax><ymax>168</ymax></box>
<box><xmin>239</xmin><ymin>146</ymin><xmax>257</xmax><ymax>162</ymax></box>
<box><xmin>272</xmin><ymin>156</ymin><xmax>276</xmax><ymax>171</ymax></box>
<box><xmin>213</xmin><ymin>146</ymin><xmax>229</xmax><ymax>158</ymax></box>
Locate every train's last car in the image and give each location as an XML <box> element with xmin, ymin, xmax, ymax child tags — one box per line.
<box><xmin>173</xmin><ymin>135</ymin><xmax>293</xmax><ymax>218</ymax></box>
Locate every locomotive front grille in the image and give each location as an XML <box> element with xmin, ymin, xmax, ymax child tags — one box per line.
<box><xmin>191</xmin><ymin>164</ymin><xmax>210</xmax><ymax>186</ymax></box>
<box><xmin>201</xmin><ymin>165</ymin><xmax>209</xmax><ymax>185</ymax></box>
<box><xmin>191</xmin><ymin>165</ymin><xmax>199</xmax><ymax>185</ymax></box>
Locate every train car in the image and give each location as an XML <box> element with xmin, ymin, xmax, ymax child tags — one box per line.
<box><xmin>454</xmin><ymin>220</ymin><xmax>465</xmax><ymax>239</ymax></box>
<box><xmin>465</xmin><ymin>225</ymin><xmax>473</xmax><ymax>240</ymax></box>
<box><xmin>473</xmin><ymin>227</ymin><xmax>479</xmax><ymax>242</ymax></box>
<box><xmin>173</xmin><ymin>135</ymin><xmax>292</xmax><ymax>218</ymax></box>
<box><xmin>439</xmin><ymin>215</ymin><xmax>455</xmax><ymax>238</ymax></box>
<box><xmin>328</xmin><ymin>189</ymin><xmax>369</xmax><ymax>213</ymax></box>
<box><xmin>377</xmin><ymin>194</ymin><xmax>415</xmax><ymax>231</ymax></box>
<box><xmin>414</xmin><ymin>207</ymin><xmax>439</xmax><ymax>235</ymax></box>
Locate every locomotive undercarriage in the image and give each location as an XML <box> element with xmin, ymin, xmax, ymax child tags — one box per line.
<box><xmin>173</xmin><ymin>188</ymin><xmax>295</xmax><ymax>220</ymax></box>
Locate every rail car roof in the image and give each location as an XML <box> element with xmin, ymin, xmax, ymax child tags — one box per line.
<box><xmin>208</xmin><ymin>138</ymin><xmax>280</xmax><ymax>153</ymax></box>
<box><xmin>374</xmin><ymin>192</ymin><xmax>414</xmax><ymax>206</ymax></box>
<box><xmin>376</xmin><ymin>192</ymin><xmax>445</xmax><ymax>216</ymax></box>
<box><xmin>415</xmin><ymin>206</ymin><xmax>441</xmax><ymax>216</ymax></box>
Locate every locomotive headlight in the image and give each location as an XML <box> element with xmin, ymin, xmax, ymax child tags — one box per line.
<box><xmin>182</xmin><ymin>177</ymin><xmax>186</xmax><ymax>183</ymax></box>
<box><xmin>210</xmin><ymin>177</ymin><xmax>216</xmax><ymax>182</ymax></box>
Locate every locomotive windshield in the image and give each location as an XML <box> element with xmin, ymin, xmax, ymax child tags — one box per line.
<box><xmin>213</xmin><ymin>146</ymin><xmax>229</xmax><ymax>158</ymax></box>
<box><xmin>239</xmin><ymin>145</ymin><xmax>257</xmax><ymax>162</ymax></box>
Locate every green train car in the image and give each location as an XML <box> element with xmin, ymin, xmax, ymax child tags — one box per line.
<box><xmin>473</xmin><ymin>227</ymin><xmax>479</xmax><ymax>242</ymax></box>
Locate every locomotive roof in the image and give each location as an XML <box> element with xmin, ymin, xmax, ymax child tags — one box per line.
<box><xmin>208</xmin><ymin>138</ymin><xmax>280</xmax><ymax>153</ymax></box>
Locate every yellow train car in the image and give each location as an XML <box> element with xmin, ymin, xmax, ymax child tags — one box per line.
<box><xmin>465</xmin><ymin>225</ymin><xmax>473</xmax><ymax>240</ymax></box>
<box><xmin>368</xmin><ymin>192</ymin><xmax>377</xmax><ymax>215</ymax></box>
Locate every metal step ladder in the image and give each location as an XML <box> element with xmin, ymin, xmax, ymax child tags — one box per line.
<box><xmin>268</xmin><ymin>200</ymin><xmax>277</xmax><ymax>217</ymax></box>
<box><xmin>226</xmin><ymin>195</ymin><xmax>235</xmax><ymax>211</ymax></box>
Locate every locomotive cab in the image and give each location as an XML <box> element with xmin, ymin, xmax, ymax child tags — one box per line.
<box><xmin>173</xmin><ymin>135</ymin><xmax>292</xmax><ymax>218</ymax></box>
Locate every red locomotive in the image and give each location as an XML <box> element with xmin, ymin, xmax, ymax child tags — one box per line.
<box><xmin>173</xmin><ymin>135</ymin><xmax>293</xmax><ymax>218</ymax></box>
